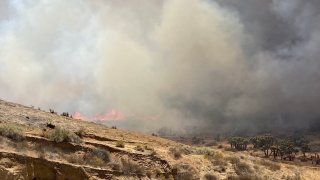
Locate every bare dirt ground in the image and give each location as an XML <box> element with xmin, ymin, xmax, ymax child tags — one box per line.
<box><xmin>0</xmin><ymin>99</ymin><xmax>320</xmax><ymax>180</ymax></box>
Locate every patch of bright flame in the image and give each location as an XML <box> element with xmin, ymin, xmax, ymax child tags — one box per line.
<box><xmin>95</xmin><ymin>109</ymin><xmax>123</xmax><ymax>121</ymax></box>
<box><xmin>73</xmin><ymin>109</ymin><xmax>124</xmax><ymax>121</ymax></box>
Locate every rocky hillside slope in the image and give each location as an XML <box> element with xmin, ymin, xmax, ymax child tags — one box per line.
<box><xmin>0</xmin><ymin>99</ymin><xmax>319</xmax><ymax>180</ymax></box>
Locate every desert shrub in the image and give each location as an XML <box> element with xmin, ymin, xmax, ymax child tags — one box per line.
<box><xmin>108</xmin><ymin>161</ymin><xmax>122</xmax><ymax>171</ymax></box>
<box><xmin>121</xmin><ymin>158</ymin><xmax>145</xmax><ymax>177</ymax></box>
<box><xmin>144</xmin><ymin>145</ymin><xmax>154</xmax><ymax>151</ymax></box>
<box><xmin>225</xmin><ymin>156</ymin><xmax>241</xmax><ymax>165</ymax></box>
<box><xmin>88</xmin><ymin>156</ymin><xmax>105</xmax><ymax>167</ymax></box>
<box><xmin>286</xmin><ymin>173</ymin><xmax>302</xmax><ymax>180</ymax></box>
<box><xmin>204</xmin><ymin>174</ymin><xmax>218</xmax><ymax>180</ymax></box>
<box><xmin>213</xmin><ymin>165</ymin><xmax>226</xmax><ymax>172</ymax></box>
<box><xmin>135</xmin><ymin>145</ymin><xmax>144</xmax><ymax>152</ymax></box>
<box><xmin>9</xmin><ymin>141</ymin><xmax>29</xmax><ymax>152</ymax></box>
<box><xmin>196</xmin><ymin>147</ymin><xmax>214</xmax><ymax>156</ymax></box>
<box><xmin>196</xmin><ymin>147</ymin><xmax>224</xmax><ymax>161</ymax></box>
<box><xmin>75</xmin><ymin>127</ymin><xmax>86</xmax><ymax>138</ymax></box>
<box><xmin>116</xmin><ymin>141</ymin><xmax>125</xmax><ymax>148</ymax></box>
<box><xmin>46</xmin><ymin>127</ymin><xmax>82</xmax><ymax>144</ymax></box>
<box><xmin>169</xmin><ymin>147</ymin><xmax>183</xmax><ymax>159</ymax></box>
<box><xmin>213</xmin><ymin>159</ymin><xmax>228</xmax><ymax>167</ymax></box>
<box><xmin>172</xmin><ymin>163</ymin><xmax>198</xmax><ymax>180</ymax></box>
<box><xmin>0</xmin><ymin>124</ymin><xmax>25</xmax><ymax>141</ymax></box>
<box><xmin>67</xmin><ymin>152</ymin><xmax>85</xmax><ymax>164</ymax></box>
<box><xmin>234</xmin><ymin>161</ymin><xmax>253</xmax><ymax>176</ymax></box>
<box><xmin>46</xmin><ymin>123</ymin><xmax>55</xmax><ymax>129</ymax></box>
<box><xmin>61</xmin><ymin>112</ymin><xmax>69</xmax><ymax>117</ymax></box>
<box><xmin>49</xmin><ymin>109</ymin><xmax>57</xmax><ymax>114</ymax></box>
<box><xmin>258</xmin><ymin>159</ymin><xmax>281</xmax><ymax>171</ymax></box>
<box><xmin>84</xmin><ymin>148</ymin><xmax>111</xmax><ymax>166</ymax></box>
<box><xmin>150</xmin><ymin>149</ymin><xmax>157</xmax><ymax>156</ymax></box>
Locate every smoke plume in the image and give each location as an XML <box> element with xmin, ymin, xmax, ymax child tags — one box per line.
<box><xmin>1</xmin><ymin>0</ymin><xmax>320</xmax><ymax>134</ymax></box>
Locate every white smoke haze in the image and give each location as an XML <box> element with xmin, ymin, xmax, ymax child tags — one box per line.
<box><xmin>1</xmin><ymin>0</ymin><xmax>320</xmax><ymax>134</ymax></box>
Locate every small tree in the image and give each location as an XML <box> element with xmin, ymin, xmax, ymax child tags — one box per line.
<box><xmin>250</xmin><ymin>134</ymin><xmax>274</xmax><ymax>157</ymax></box>
<box><xmin>278</xmin><ymin>140</ymin><xmax>296</xmax><ymax>161</ymax></box>
<box><xmin>301</xmin><ymin>144</ymin><xmax>310</xmax><ymax>157</ymax></box>
<box><xmin>228</xmin><ymin>137</ymin><xmax>249</xmax><ymax>151</ymax></box>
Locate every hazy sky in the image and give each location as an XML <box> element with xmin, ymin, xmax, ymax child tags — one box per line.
<box><xmin>1</xmin><ymin>0</ymin><xmax>320</xmax><ymax>134</ymax></box>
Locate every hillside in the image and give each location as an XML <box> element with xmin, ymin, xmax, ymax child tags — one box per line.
<box><xmin>0</xmin><ymin>99</ymin><xmax>319</xmax><ymax>180</ymax></box>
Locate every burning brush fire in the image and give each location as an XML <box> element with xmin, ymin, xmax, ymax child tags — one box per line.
<box><xmin>73</xmin><ymin>109</ymin><xmax>124</xmax><ymax>121</ymax></box>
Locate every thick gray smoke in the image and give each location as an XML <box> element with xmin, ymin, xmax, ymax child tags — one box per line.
<box><xmin>0</xmin><ymin>0</ymin><xmax>320</xmax><ymax>134</ymax></box>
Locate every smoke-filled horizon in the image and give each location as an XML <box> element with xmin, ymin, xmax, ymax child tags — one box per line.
<box><xmin>1</xmin><ymin>0</ymin><xmax>320</xmax><ymax>134</ymax></box>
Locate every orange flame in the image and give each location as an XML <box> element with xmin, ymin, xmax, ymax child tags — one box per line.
<box><xmin>73</xmin><ymin>109</ymin><xmax>124</xmax><ymax>121</ymax></box>
<box><xmin>94</xmin><ymin>109</ymin><xmax>124</xmax><ymax>121</ymax></box>
<box><xmin>73</xmin><ymin>111</ymin><xmax>89</xmax><ymax>121</ymax></box>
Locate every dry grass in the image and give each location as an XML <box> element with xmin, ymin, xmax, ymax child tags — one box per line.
<box><xmin>108</xmin><ymin>161</ymin><xmax>122</xmax><ymax>171</ymax></box>
<box><xmin>234</xmin><ymin>161</ymin><xmax>253</xmax><ymax>176</ymax></box>
<box><xmin>66</xmin><ymin>152</ymin><xmax>85</xmax><ymax>164</ymax></box>
<box><xmin>134</xmin><ymin>145</ymin><xmax>144</xmax><ymax>152</ymax></box>
<box><xmin>258</xmin><ymin>159</ymin><xmax>281</xmax><ymax>171</ymax></box>
<box><xmin>204</xmin><ymin>174</ymin><xmax>218</xmax><ymax>180</ymax></box>
<box><xmin>84</xmin><ymin>148</ymin><xmax>111</xmax><ymax>167</ymax></box>
<box><xmin>75</xmin><ymin>127</ymin><xmax>86</xmax><ymax>138</ymax></box>
<box><xmin>172</xmin><ymin>163</ymin><xmax>198</xmax><ymax>180</ymax></box>
<box><xmin>121</xmin><ymin>158</ymin><xmax>145</xmax><ymax>177</ymax></box>
<box><xmin>116</xmin><ymin>141</ymin><xmax>125</xmax><ymax>148</ymax></box>
<box><xmin>225</xmin><ymin>156</ymin><xmax>241</xmax><ymax>165</ymax></box>
<box><xmin>169</xmin><ymin>147</ymin><xmax>183</xmax><ymax>159</ymax></box>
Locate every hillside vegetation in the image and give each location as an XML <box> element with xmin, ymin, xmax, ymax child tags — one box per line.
<box><xmin>0</xmin><ymin>99</ymin><xmax>319</xmax><ymax>180</ymax></box>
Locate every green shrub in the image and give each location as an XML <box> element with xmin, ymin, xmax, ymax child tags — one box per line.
<box><xmin>116</xmin><ymin>141</ymin><xmax>125</xmax><ymax>148</ymax></box>
<box><xmin>0</xmin><ymin>124</ymin><xmax>25</xmax><ymax>141</ymax></box>
<box><xmin>46</xmin><ymin>127</ymin><xmax>82</xmax><ymax>143</ymax></box>
<box><xmin>196</xmin><ymin>147</ymin><xmax>224</xmax><ymax>161</ymax></box>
